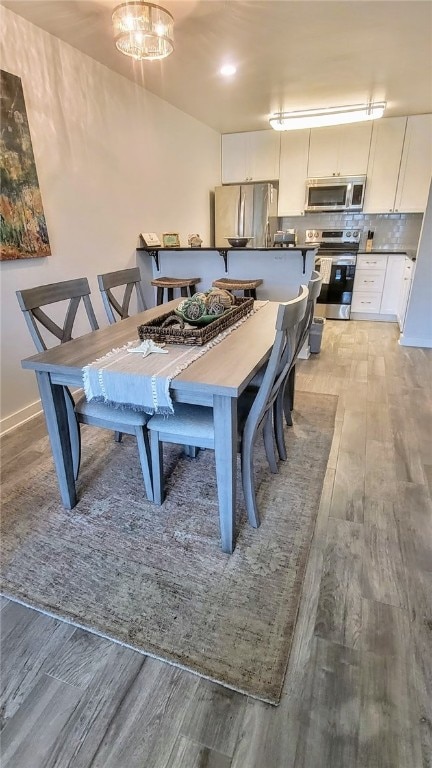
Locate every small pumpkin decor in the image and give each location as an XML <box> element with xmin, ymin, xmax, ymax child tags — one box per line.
<box><xmin>175</xmin><ymin>288</ymin><xmax>235</xmax><ymax>326</ymax></box>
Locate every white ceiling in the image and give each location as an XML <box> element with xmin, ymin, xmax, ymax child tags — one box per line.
<box><xmin>2</xmin><ymin>0</ymin><xmax>432</xmax><ymax>133</ymax></box>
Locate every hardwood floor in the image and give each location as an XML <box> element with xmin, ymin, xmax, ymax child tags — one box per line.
<box><xmin>1</xmin><ymin>320</ymin><xmax>431</xmax><ymax>768</ymax></box>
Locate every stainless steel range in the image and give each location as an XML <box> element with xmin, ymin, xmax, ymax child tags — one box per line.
<box><xmin>305</xmin><ymin>228</ymin><xmax>360</xmax><ymax>320</ymax></box>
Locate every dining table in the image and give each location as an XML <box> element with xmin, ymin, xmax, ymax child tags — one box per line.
<box><xmin>21</xmin><ymin>299</ymin><xmax>280</xmax><ymax>553</ymax></box>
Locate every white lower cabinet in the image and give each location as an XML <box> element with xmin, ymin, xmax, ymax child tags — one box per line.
<box><xmin>397</xmin><ymin>258</ymin><xmax>415</xmax><ymax>330</ymax></box>
<box><xmin>352</xmin><ymin>253</ymin><xmax>410</xmax><ymax>320</ymax></box>
<box><xmin>380</xmin><ymin>254</ymin><xmax>406</xmax><ymax>315</ymax></box>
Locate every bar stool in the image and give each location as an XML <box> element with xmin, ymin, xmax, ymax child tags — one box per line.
<box><xmin>151</xmin><ymin>276</ymin><xmax>201</xmax><ymax>305</ymax></box>
<box><xmin>212</xmin><ymin>278</ymin><xmax>263</xmax><ymax>299</ymax></box>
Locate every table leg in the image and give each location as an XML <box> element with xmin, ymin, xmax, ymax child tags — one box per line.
<box><xmin>36</xmin><ymin>372</ymin><xmax>77</xmax><ymax>509</ymax></box>
<box><xmin>213</xmin><ymin>394</ymin><xmax>237</xmax><ymax>554</ymax></box>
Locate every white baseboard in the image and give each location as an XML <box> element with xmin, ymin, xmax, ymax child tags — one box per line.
<box><xmin>0</xmin><ymin>398</ymin><xmax>42</xmax><ymax>436</ymax></box>
<box><xmin>399</xmin><ymin>334</ymin><xmax>432</xmax><ymax>348</ymax></box>
<box><xmin>350</xmin><ymin>312</ymin><xmax>397</xmax><ymax>322</ymax></box>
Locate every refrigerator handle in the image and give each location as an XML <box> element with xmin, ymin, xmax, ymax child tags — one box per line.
<box><xmin>238</xmin><ymin>189</ymin><xmax>245</xmax><ymax>235</ymax></box>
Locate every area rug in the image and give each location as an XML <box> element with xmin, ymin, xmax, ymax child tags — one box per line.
<box><xmin>1</xmin><ymin>391</ymin><xmax>337</xmax><ymax>704</ymax></box>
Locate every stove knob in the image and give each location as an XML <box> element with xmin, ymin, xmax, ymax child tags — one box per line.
<box><xmin>345</xmin><ymin>231</ymin><xmax>352</xmax><ymax>237</ymax></box>
<box><xmin>314</xmin><ymin>230</ymin><xmax>319</xmax><ymax>238</ymax></box>
<box><xmin>306</xmin><ymin>230</ymin><xmax>312</xmax><ymax>239</ymax></box>
<box><xmin>352</xmin><ymin>230</ymin><xmax>359</xmax><ymax>237</ymax></box>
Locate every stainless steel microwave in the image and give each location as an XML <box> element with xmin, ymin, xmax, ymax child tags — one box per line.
<box><xmin>305</xmin><ymin>175</ymin><xmax>366</xmax><ymax>212</ymax></box>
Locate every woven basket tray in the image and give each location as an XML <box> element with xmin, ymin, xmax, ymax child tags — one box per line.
<box><xmin>138</xmin><ymin>297</ymin><xmax>254</xmax><ymax>346</ymax></box>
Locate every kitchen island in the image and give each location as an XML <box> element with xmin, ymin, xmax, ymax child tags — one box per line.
<box><xmin>136</xmin><ymin>246</ymin><xmax>317</xmax><ymax>308</ymax></box>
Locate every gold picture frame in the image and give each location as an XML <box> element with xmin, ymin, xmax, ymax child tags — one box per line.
<box><xmin>162</xmin><ymin>232</ymin><xmax>180</xmax><ymax>248</ymax></box>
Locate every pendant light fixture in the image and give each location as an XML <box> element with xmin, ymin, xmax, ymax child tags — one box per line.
<box><xmin>112</xmin><ymin>2</ymin><xmax>174</xmax><ymax>61</ymax></box>
<box><xmin>269</xmin><ymin>102</ymin><xmax>386</xmax><ymax>131</ymax></box>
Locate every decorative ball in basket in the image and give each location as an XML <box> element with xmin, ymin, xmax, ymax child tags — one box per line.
<box><xmin>175</xmin><ymin>288</ymin><xmax>235</xmax><ymax>326</ymax></box>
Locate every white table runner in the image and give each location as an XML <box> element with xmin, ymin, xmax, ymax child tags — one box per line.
<box><xmin>83</xmin><ymin>302</ymin><xmax>266</xmax><ymax>414</ymax></box>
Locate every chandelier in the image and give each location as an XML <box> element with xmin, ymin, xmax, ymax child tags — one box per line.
<box><xmin>112</xmin><ymin>2</ymin><xmax>174</xmax><ymax>61</ymax></box>
<box><xmin>269</xmin><ymin>102</ymin><xmax>386</xmax><ymax>131</ymax></box>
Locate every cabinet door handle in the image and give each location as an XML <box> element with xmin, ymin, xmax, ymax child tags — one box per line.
<box><xmin>361</xmin><ymin>301</ymin><xmax>372</xmax><ymax>304</ymax></box>
<box><xmin>363</xmin><ymin>280</ymin><xmax>375</xmax><ymax>283</ymax></box>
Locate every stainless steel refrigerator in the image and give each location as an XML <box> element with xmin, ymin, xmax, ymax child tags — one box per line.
<box><xmin>214</xmin><ymin>183</ymin><xmax>278</xmax><ymax>248</ymax></box>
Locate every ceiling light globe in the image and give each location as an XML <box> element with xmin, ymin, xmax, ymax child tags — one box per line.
<box><xmin>112</xmin><ymin>2</ymin><xmax>174</xmax><ymax>61</ymax></box>
<box><xmin>220</xmin><ymin>64</ymin><xmax>237</xmax><ymax>77</ymax></box>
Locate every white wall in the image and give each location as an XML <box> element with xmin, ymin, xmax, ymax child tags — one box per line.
<box><xmin>0</xmin><ymin>8</ymin><xmax>221</xmax><ymax>433</ymax></box>
<box><xmin>400</xmin><ymin>181</ymin><xmax>432</xmax><ymax>347</ymax></box>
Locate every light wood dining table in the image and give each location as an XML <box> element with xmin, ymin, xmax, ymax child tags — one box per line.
<box><xmin>21</xmin><ymin>299</ymin><xmax>280</xmax><ymax>553</ymax></box>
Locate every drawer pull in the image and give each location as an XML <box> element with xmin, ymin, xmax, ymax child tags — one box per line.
<box><xmin>361</xmin><ymin>301</ymin><xmax>372</xmax><ymax>304</ymax></box>
<box><xmin>363</xmin><ymin>280</ymin><xmax>375</xmax><ymax>283</ymax></box>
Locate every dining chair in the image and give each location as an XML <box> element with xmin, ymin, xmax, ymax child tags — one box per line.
<box><xmin>246</xmin><ymin>272</ymin><xmax>322</xmax><ymax>464</ymax></box>
<box><xmin>16</xmin><ymin>277</ymin><xmax>153</xmax><ymax>500</ymax></box>
<box><xmin>275</xmin><ymin>270</ymin><xmax>323</xmax><ymax>459</ymax></box>
<box><xmin>146</xmin><ymin>287</ymin><xmax>308</xmax><ymax>531</ymax></box>
<box><xmin>97</xmin><ymin>267</ymin><xmax>146</xmax><ymax>325</ymax></box>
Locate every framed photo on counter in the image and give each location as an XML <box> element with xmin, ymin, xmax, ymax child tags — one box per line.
<box><xmin>140</xmin><ymin>232</ymin><xmax>161</xmax><ymax>247</ymax></box>
<box><xmin>162</xmin><ymin>233</ymin><xmax>180</xmax><ymax>248</ymax></box>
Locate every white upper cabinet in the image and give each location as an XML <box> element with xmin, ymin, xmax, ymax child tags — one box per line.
<box><xmin>363</xmin><ymin>117</ymin><xmax>407</xmax><ymax>213</ymax></box>
<box><xmin>395</xmin><ymin>114</ymin><xmax>432</xmax><ymax>212</ymax></box>
<box><xmin>222</xmin><ymin>130</ymin><xmax>280</xmax><ymax>184</ymax></box>
<box><xmin>278</xmin><ymin>129</ymin><xmax>310</xmax><ymax>216</ymax></box>
<box><xmin>307</xmin><ymin>123</ymin><xmax>372</xmax><ymax>178</ymax></box>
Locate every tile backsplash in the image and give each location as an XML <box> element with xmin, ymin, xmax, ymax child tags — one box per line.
<box><xmin>279</xmin><ymin>212</ymin><xmax>423</xmax><ymax>254</ymax></box>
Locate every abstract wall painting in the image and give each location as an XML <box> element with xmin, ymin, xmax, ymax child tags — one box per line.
<box><xmin>0</xmin><ymin>69</ymin><xmax>51</xmax><ymax>260</ymax></box>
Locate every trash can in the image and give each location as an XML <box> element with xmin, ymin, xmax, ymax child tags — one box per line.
<box><xmin>309</xmin><ymin>317</ymin><xmax>325</xmax><ymax>354</ymax></box>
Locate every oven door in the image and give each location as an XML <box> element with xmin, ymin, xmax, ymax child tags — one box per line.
<box><xmin>317</xmin><ymin>256</ymin><xmax>356</xmax><ymax>319</ymax></box>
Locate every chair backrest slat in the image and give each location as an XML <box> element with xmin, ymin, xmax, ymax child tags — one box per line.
<box><xmin>97</xmin><ymin>267</ymin><xmax>146</xmax><ymax>324</ymax></box>
<box><xmin>16</xmin><ymin>277</ymin><xmax>99</xmax><ymax>352</ymax></box>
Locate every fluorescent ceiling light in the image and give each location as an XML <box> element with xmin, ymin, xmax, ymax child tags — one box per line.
<box><xmin>269</xmin><ymin>102</ymin><xmax>386</xmax><ymax>131</ymax></box>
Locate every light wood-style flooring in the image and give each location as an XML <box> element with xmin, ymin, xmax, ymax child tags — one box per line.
<box><xmin>1</xmin><ymin>320</ymin><xmax>431</xmax><ymax>768</ymax></box>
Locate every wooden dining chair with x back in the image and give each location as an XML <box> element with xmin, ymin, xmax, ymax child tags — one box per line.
<box><xmin>97</xmin><ymin>267</ymin><xmax>146</xmax><ymax>325</ymax></box>
<box><xmin>16</xmin><ymin>277</ymin><xmax>153</xmax><ymax>500</ymax></box>
<box><xmin>146</xmin><ymin>287</ymin><xmax>308</xmax><ymax>534</ymax></box>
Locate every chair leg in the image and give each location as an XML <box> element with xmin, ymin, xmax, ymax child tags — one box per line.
<box><xmin>263</xmin><ymin>410</ymin><xmax>278</xmax><ymax>473</ymax></box>
<box><xmin>289</xmin><ymin>365</ymin><xmax>296</xmax><ymax>411</ymax></box>
<box><xmin>241</xmin><ymin>434</ymin><xmax>260</xmax><ymax>528</ymax></box>
<box><xmin>251</xmin><ymin>288</ymin><xmax>257</xmax><ymax>299</ymax></box>
<box><xmin>189</xmin><ymin>284</ymin><xmax>197</xmax><ymax>297</ymax></box>
<box><xmin>183</xmin><ymin>445</ymin><xmax>199</xmax><ymax>458</ymax></box>
<box><xmin>283</xmin><ymin>368</ymin><xmax>294</xmax><ymax>428</ymax></box>
<box><xmin>114</xmin><ymin>431</ymin><xmax>123</xmax><ymax>443</ymax></box>
<box><xmin>156</xmin><ymin>287</ymin><xmax>164</xmax><ymax>305</ymax></box>
<box><xmin>135</xmin><ymin>426</ymin><xmax>153</xmax><ymax>501</ymax></box>
<box><xmin>65</xmin><ymin>389</ymin><xmax>81</xmax><ymax>480</ymax></box>
<box><xmin>150</xmin><ymin>429</ymin><xmax>164</xmax><ymax>505</ymax></box>
<box><xmin>274</xmin><ymin>390</ymin><xmax>287</xmax><ymax>461</ymax></box>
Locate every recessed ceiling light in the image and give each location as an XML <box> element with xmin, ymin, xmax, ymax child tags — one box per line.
<box><xmin>220</xmin><ymin>64</ymin><xmax>236</xmax><ymax>77</ymax></box>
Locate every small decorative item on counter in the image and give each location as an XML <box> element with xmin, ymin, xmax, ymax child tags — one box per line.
<box><xmin>365</xmin><ymin>230</ymin><xmax>374</xmax><ymax>252</ymax></box>
<box><xmin>188</xmin><ymin>233</ymin><xmax>203</xmax><ymax>248</ymax></box>
<box><xmin>162</xmin><ymin>233</ymin><xmax>180</xmax><ymax>248</ymax></box>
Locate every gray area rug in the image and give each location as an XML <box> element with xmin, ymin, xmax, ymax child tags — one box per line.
<box><xmin>1</xmin><ymin>391</ymin><xmax>337</xmax><ymax>704</ymax></box>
